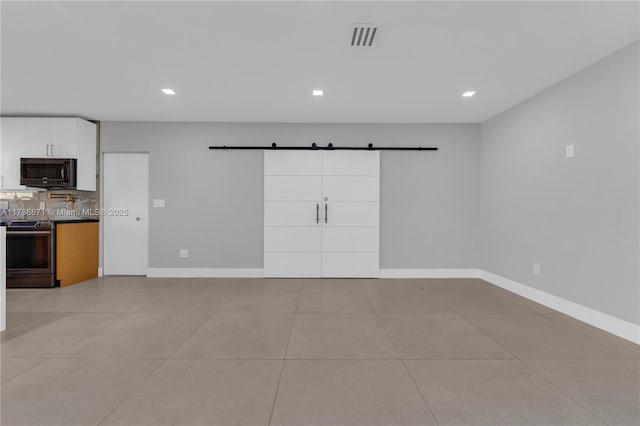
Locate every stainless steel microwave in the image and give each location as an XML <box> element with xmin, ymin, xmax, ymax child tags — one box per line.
<box><xmin>20</xmin><ymin>158</ymin><xmax>77</xmax><ymax>188</ymax></box>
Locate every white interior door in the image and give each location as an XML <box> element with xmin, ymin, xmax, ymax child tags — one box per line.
<box><xmin>103</xmin><ymin>153</ymin><xmax>149</xmax><ymax>275</ymax></box>
<box><xmin>321</xmin><ymin>151</ymin><xmax>380</xmax><ymax>278</ymax></box>
<box><xmin>264</xmin><ymin>151</ymin><xmax>322</xmax><ymax>277</ymax></box>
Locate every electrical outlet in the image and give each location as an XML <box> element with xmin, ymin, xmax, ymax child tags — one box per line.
<box><xmin>40</xmin><ymin>201</ymin><xmax>46</xmax><ymax>210</ymax></box>
<box><xmin>179</xmin><ymin>249</ymin><xmax>189</xmax><ymax>258</ymax></box>
<box><xmin>533</xmin><ymin>263</ymin><xmax>541</xmax><ymax>276</ymax></box>
<box><xmin>565</xmin><ymin>144</ymin><xmax>575</xmax><ymax>158</ymax></box>
<box><xmin>153</xmin><ymin>199</ymin><xmax>165</xmax><ymax>208</ymax></box>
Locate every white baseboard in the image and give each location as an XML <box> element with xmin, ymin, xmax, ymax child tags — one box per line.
<box><xmin>146</xmin><ymin>268</ymin><xmax>479</xmax><ymax>279</ymax></box>
<box><xmin>380</xmin><ymin>268</ymin><xmax>481</xmax><ymax>278</ymax></box>
<box><xmin>479</xmin><ymin>270</ymin><xmax>640</xmax><ymax>345</ymax></box>
<box><xmin>146</xmin><ymin>268</ymin><xmax>264</xmax><ymax>278</ymax></box>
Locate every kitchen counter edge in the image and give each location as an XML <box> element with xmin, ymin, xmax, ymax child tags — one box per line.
<box><xmin>52</xmin><ymin>218</ymin><xmax>100</xmax><ymax>224</ymax></box>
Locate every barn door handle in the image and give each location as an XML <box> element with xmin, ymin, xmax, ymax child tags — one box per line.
<box><xmin>324</xmin><ymin>203</ymin><xmax>328</xmax><ymax>223</ymax></box>
<box><xmin>316</xmin><ymin>203</ymin><xmax>319</xmax><ymax>224</ymax></box>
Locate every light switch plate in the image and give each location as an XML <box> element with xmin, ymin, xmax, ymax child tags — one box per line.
<box><xmin>179</xmin><ymin>249</ymin><xmax>189</xmax><ymax>258</ymax></box>
<box><xmin>565</xmin><ymin>144</ymin><xmax>575</xmax><ymax>158</ymax></box>
<box><xmin>40</xmin><ymin>201</ymin><xmax>46</xmax><ymax>210</ymax></box>
<box><xmin>533</xmin><ymin>263</ymin><xmax>541</xmax><ymax>276</ymax></box>
<box><xmin>153</xmin><ymin>199</ymin><xmax>165</xmax><ymax>208</ymax></box>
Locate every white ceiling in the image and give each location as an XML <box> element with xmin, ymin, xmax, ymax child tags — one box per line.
<box><xmin>1</xmin><ymin>1</ymin><xmax>638</xmax><ymax>123</ymax></box>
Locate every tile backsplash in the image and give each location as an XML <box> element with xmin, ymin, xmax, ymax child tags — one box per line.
<box><xmin>0</xmin><ymin>189</ymin><xmax>99</xmax><ymax>221</ymax></box>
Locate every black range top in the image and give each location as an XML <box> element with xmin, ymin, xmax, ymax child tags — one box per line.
<box><xmin>6</xmin><ymin>220</ymin><xmax>53</xmax><ymax>230</ymax></box>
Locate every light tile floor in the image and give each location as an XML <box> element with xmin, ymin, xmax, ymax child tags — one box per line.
<box><xmin>1</xmin><ymin>277</ymin><xmax>638</xmax><ymax>426</ymax></box>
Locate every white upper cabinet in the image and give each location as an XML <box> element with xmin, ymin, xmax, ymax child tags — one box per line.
<box><xmin>0</xmin><ymin>117</ymin><xmax>97</xmax><ymax>191</ymax></box>
<box><xmin>50</xmin><ymin>119</ymin><xmax>79</xmax><ymax>158</ymax></box>
<box><xmin>74</xmin><ymin>119</ymin><xmax>98</xmax><ymax>191</ymax></box>
<box><xmin>0</xmin><ymin>119</ymin><xmax>25</xmax><ymax>189</ymax></box>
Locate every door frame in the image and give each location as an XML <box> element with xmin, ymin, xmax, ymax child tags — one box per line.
<box><xmin>101</xmin><ymin>152</ymin><xmax>150</xmax><ymax>276</ymax></box>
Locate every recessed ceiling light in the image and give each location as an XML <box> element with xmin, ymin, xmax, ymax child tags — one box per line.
<box><xmin>161</xmin><ymin>88</ymin><xmax>176</xmax><ymax>95</ymax></box>
<box><xmin>462</xmin><ymin>91</ymin><xmax>476</xmax><ymax>97</ymax></box>
<box><xmin>312</xmin><ymin>89</ymin><xmax>324</xmax><ymax>97</ymax></box>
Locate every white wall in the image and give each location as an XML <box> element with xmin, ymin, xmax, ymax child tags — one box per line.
<box><xmin>100</xmin><ymin>123</ymin><xmax>480</xmax><ymax>271</ymax></box>
<box><xmin>480</xmin><ymin>41</ymin><xmax>639</xmax><ymax>325</ymax></box>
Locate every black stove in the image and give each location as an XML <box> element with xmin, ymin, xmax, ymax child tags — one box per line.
<box><xmin>6</xmin><ymin>220</ymin><xmax>56</xmax><ymax>288</ymax></box>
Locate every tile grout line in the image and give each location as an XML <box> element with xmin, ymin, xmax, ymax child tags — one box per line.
<box><xmin>453</xmin><ymin>312</ymin><xmax>520</xmax><ymax>360</ymax></box>
<box><xmin>32</xmin><ymin>312</ymin><xmax>135</xmax><ymax>359</ymax></box>
<box><xmin>96</xmin><ymin>278</ymin><xmax>255</xmax><ymax>425</ymax></box>
<box><xmin>404</xmin><ymin>281</ymin><xmax>626</xmax><ymax>424</ymax></box>
<box><xmin>267</xmin><ymin>280</ymin><xmax>303</xmax><ymax>426</ymax></box>
<box><xmin>3</xmin><ymin>311</ymin><xmax>66</xmax><ymax>331</ymax></box>
<box><xmin>356</xmin><ymin>280</ymin><xmax>377</xmax><ymax>314</ymax></box>
<box><xmin>421</xmin><ymin>287</ymin><xmax>614</xmax><ymax>424</ymax></box>
<box><xmin>96</xmin><ymin>357</ymin><xmax>170</xmax><ymax>426</ymax></box>
<box><xmin>366</xmin><ymin>280</ymin><xmax>606</xmax><ymax>425</ymax></box>
<box><xmin>361</xmin><ymin>283</ymin><xmax>441</xmax><ymax>426</ymax></box>
<box><xmin>0</xmin><ymin>357</ymin><xmax>48</xmax><ymax>386</ymax></box>
<box><xmin>518</xmin><ymin>360</ymin><xmax>612</xmax><ymax>426</ymax></box>
<box><xmin>3</xmin><ymin>311</ymin><xmax>75</xmax><ymax>333</ymax></box>
<box><xmin>539</xmin><ymin>313</ymin><xmax>640</xmax><ymax>353</ymax></box>
<box><xmin>400</xmin><ymin>359</ymin><xmax>442</xmax><ymax>426</ymax></box>
<box><xmin>457</xmin><ymin>313</ymin><xmax>611</xmax><ymax>425</ymax></box>
<box><xmin>458</xmin><ymin>311</ymin><xmax>636</xmax><ymax>360</ymax></box>
<box><xmin>360</xmin><ymin>280</ymin><xmax>378</xmax><ymax>314</ymax></box>
<box><xmin>7</xmin><ymin>353</ymin><xmax>584</xmax><ymax>362</ymax></box>
<box><xmin>163</xmin><ymin>309</ymin><xmax>223</xmax><ymax>361</ymax></box>
<box><xmin>198</xmin><ymin>279</ymin><xmax>251</xmax><ymax>316</ymax></box>
<box><xmin>54</xmin><ymin>356</ymin><xmax>534</xmax><ymax>361</ymax></box>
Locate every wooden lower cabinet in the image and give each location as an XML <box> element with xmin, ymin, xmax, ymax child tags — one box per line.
<box><xmin>56</xmin><ymin>222</ymin><xmax>99</xmax><ymax>287</ymax></box>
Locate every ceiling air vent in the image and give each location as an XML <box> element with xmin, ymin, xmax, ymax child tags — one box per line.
<box><xmin>351</xmin><ymin>25</ymin><xmax>378</xmax><ymax>47</ymax></box>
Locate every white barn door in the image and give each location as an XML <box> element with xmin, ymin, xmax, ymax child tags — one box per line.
<box><xmin>263</xmin><ymin>150</ymin><xmax>379</xmax><ymax>278</ymax></box>
<box><xmin>264</xmin><ymin>151</ymin><xmax>322</xmax><ymax>277</ymax></box>
<box><xmin>321</xmin><ymin>151</ymin><xmax>380</xmax><ymax>277</ymax></box>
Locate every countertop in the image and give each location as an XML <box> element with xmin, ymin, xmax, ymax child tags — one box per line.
<box><xmin>0</xmin><ymin>218</ymin><xmax>99</xmax><ymax>226</ymax></box>
<box><xmin>51</xmin><ymin>218</ymin><xmax>100</xmax><ymax>224</ymax></box>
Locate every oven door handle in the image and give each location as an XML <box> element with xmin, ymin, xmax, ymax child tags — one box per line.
<box><xmin>7</xmin><ymin>231</ymin><xmax>52</xmax><ymax>236</ymax></box>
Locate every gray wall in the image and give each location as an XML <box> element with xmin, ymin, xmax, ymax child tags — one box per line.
<box><xmin>100</xmin><ymin>123</ymin><xmax>480</xmax><ymax>269</ymax></box>
<box><xmin>479</xmin><ymin>42</ymin><xmax>639</xmax><ymax>324</ymax></box>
